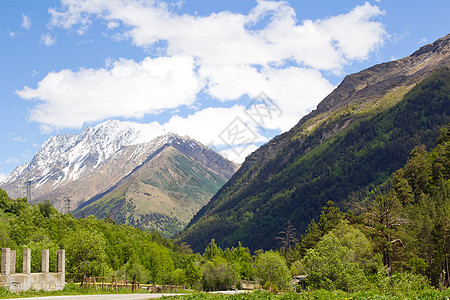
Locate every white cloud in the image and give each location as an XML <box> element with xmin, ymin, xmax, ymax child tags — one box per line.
<box><xmin>40</xmin><ymin>33</ymin><xmax>56</xmax><ymax>46</ymax></box>
<box><xmin>219</xmin><ymin>144</ymin><xmax>260</xmax><ymax>164</ymax></box>
<box><xmin>164</xmin><ymin>105</ymin><xmax>267</xmax><ymax>147</ymax></box>
<box><xmin>107</xmin><ymin>21</ymin><xmax>120</xmax><ymax>30</ymax></box>
<box><xmin>200</xmin><ymin>65</ymin><xmax>334</xmax><ymax>132</ymax></box>
<box><xmin>19</xmin><ymin>0</ymin><xmax>388</xmax><ymax>159</ymax></box>
<box><xmin>156</xmin><ymin>106</ymin><xmax>268</xmax><ymax>163</ymax></box>
<box><xmin>9</xmin><ymin>32</ymin><xmax>15</xmax><ymax>38</ymax></box>
<box><xmin>49</xmin><ymin>0</ymin><xmax>386</xmax><ymax>69</ymax></box>
<box><xmin>22</xmin><ymin>14</ymin><xmax>32</xmax><ymax>30</ymax></box>
<box><xmin>17</xmin><ymin>55</ymin><xmax>202</xmax><ymax>132</ymax></box>
<box><xmin>33</xmin><ymin>0</ymin><xmax>385</xmax><ymax>130</ymax></box>
<box><xmin>0</xmin><ymin>173</ymin><xmax>7</xmax><ymax>183</ymax></box>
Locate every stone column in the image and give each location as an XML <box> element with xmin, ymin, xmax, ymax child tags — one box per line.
<box><xmin>1</xmin><ymin>248</ymin><xmax>10</xmax><ymax>275</ymax></box>
<box><xmin>10</xmin><ymin>250</ymin><xmax>16</xmax><ymax>274</ymax></box>
<box><xmin>42</xmin><ymin>249</ymin><xmax>49</xmax><ymax>273</ymax></box>
<box><xmin>57</xmin><ymin>250</ymin><xmax>65</xmax><ymax>273</ymax></box>
<box><xmin>57</xmin><ymin>250</ymin><xmax>65</xmax><ymax>286</ymax></box>
<box><xmin>23</xmin><ymin>248</ymin><xmax>31</xmax><ymax>274</ymax></box>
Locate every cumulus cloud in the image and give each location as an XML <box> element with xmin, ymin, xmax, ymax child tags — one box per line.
<box><xmin>18</xmin><ymin>0</ymin><xmax>388</xmax><ymax>160</ymax></box>
<box><xmin>155</xmin><ymin>106</ymin><xmax>267</xmax><ymax>163</ymax></box>
<box><xmin>22</xmin><ymin>14</ymin><xmax>32</xmax><ymax>30</ymax></box>
<box><xmin>200</xmin><ymin>65</ymin><xmax>334</xmax><ymax>131</ymax></box>
<box><xmin>219</xmin><ymin>144</ymin><xmax>260</xmax><ymax>164</ymax></box>
<box><xmin>164</xmin><ymin>105</ymin><xmax>267</xmax><ymax>146</ymax></box>
<box><xmin>17</xmin><ymin>55</ymin><xmax>202</xmax><ymax>132</ymax></box>
<box><xmin>40</xmin><ymin>33</ymin><xmax>56</xmax><ymax>46</ymax></box>
<box><xmin>49</xmin><ymin>1</ymin><xmax>386</xmax><ymax>69</ymax></box>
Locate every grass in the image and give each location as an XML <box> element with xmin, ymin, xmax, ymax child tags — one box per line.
<box><xmin>0</xmin><ymin>283</ymin><xmax>187</xmax><ymax>298</ymax></box>
<box><xmin>162</xmin><ymin>289</ymin><xmax>450</xmax><ymax>300</ymax></box>
<box><xmin>1</xmin><ymin>286</ymin><xmax>449</xmax><ymax>299</ymax></box>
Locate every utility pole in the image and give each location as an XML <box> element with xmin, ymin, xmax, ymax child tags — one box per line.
<box><xmin>25</xmin><ymin>180</ymin><xmax>33</xmax><ymax>203</ymax></box>
<box><xmin>63</xmin><ymin>196</ymin><xmax>72</xmax><ymax>213</ymax></box>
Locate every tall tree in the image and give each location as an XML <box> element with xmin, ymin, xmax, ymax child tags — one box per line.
<box><xmin>365</xmin><ymin>192</ymin><xmax>406</xmax><ymax>276</ymax></box>
<box><xmin>276</xmin><ymin>220</ymin><xmax>299</xmax><ymax>258</ymax></box>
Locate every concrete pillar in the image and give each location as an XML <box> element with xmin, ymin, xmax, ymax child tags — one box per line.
<box><xmin>42</xmin><ymin>249</ymin><xmax>49</xmax><ymax>273</ymax></box>
<box><xmin>10</xmin><ymin>250</ymin><xmax>16</xmax><ymax>274</ymax></box>
<box><xmin>1</xmin><ymin>248</ymin><xmax>10</xmax><ymax>275</ymax></box>
<box><xmin>57</xmin><ymin>250</ymin><xmax>65</xmax><ymax>285</ymax></box>
<box><xmin>57</xmin><ymin>250</ymin><xmax>65</xmax><ymax>273</ymax></box>
<box><xmin>23</xmin><ymin>248</ymin><xmax>31</xmax><ymax>274</ymax></box>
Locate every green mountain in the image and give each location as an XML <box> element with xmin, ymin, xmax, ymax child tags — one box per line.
<box><xmin>74</xmin><ymin>136</ymin><xmax>239</xmax><ymax>237</ymax></box>
<box><xmin>178</xmin><ymin>34</ymin><xmax>450</xmax><ymax>251</ymax></box>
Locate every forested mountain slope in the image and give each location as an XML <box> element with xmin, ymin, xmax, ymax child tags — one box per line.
<box><xmin>1</xmin><ymin>120</ymin><xmax>238</xmax><ymax>237</ymax></box>
<box><xmin>179</xmin><ymin>34</ymin><xmax>450</xmax><ymax>251</ymax></box>
<box><xmin>75</xmin><ymin>145</ymin><xmax>230</xmax><ymax>237</ymax></box>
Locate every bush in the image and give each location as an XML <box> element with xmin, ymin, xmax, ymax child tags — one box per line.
<box><xmin>302</xmin><ymin>221</ymin><xmax>376</xmax><ymax>292</ymax></box>
<box><xmin>202</xmin><ymin>258</ymin><xmax>238</xmax><ymax>291</ymax></box>
<box><xmin>255</xmin><ymin>251</ymin><xmax>291</xmax><ymax>291</ymax></box>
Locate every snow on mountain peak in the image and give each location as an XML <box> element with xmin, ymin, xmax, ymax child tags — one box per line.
<box><xmin>3</xmin><ymin>120</ymin><xmax>179</xmax><ymax>186</ymax></box>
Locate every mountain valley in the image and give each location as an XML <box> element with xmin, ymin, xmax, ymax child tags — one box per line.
<box><xmin>178</xmin><ymin>34</ymin><xmax>450</xmax><ymax>251</ymax></box>
<box><xmin>0</xmin><ymin>121</ymin><xmax>239</xmax><ymax>236</ymax></box>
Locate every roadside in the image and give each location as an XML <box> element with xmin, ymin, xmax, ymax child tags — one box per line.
<box><xmin>1</xmin><ymin>290</ymin><xmax>249</xmax><ymax>300</ymax></box>
<box><xmin>1</xmin><ymin>293</ymin><xmax>181</xmax><ymax>300</ymax></box>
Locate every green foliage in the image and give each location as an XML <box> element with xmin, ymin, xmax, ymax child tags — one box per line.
<box><xmin>75</xmin><ymin>148</ymin><xmax>228</xmax><ymax>238</ymax></box>
<box><xmin>372</xmin><ymin>269</ymin><xmax>433</xmax><ymax>296</ymax></box>
<box><xmin>0</xmin><ymin>188</ymin><xmax>185</xmax><ymax>285</ymax></box>
<box><xmin>223</xmin><ymin>242</ymin><xmax>255</xmax><ymax>281</ymax></box>
<box><xmin>0</xmin><ymin>69</ymin><xmax>449</xmax><ymax>297</ymax></box>
<box><xmin>146</xmin><ymin>241</ymin><xmax>175</xmax><ymax>283</ymax></box>
<box><xmin>160</xmin><ymin>288</ymin><xmax>450</xmax><ymax>299</ymax></box>
<box><xmin>202</xmin><ymin>257</ymin><xmax>238</xmax><ymax>291</ymax></box>
<box><xmin>172</xmin><ymin>268</ymin><xmax>186</xmax><ymax>285</ymax></box>
<box><xmin>63</xmin><ymin>228</ymin><xmax>109</xmax><ymax>276</ymax></box>
<box><xmin>180</xmin><ymin>67</ymin><xmax>450</xmax><ymax>252</ymax></box>
<box><xmin>204</xmin><ymin>239</ymin><xmax>224</xmax><ymax>261</ymax></box>
<box><xmin>184</xmin><ymin>260</ymin><xmax>203</xmax><ymax>289</ymax></box>
<box><xmin>124</xmin><ymin>255</ymin><xmax>149</xmax><ymax>283</ymax></box>
<box><xmin>254</xmin><ymin>251</ymin><xmax>291</xmax><ymax>290</ymax></box>
<box><xmin>299</xmin><ymin>201</ymin><xmax>344</xmax><ymax>257</ymax></box>
<box><xmin>0</xmin><ymin>217</ymin><xmax>13</xmax><ymax>248</ymax></box>
<box><xmin>302</xmin><ymin>221</ymin><xmax>378</xmax><ymax>292</ymax></box>
<box><xmin>317</xmin><ymin>201</ymin><xmax>344</xmax><ymax>235</ymax></box>
<box><xmin>26</xmin><ymin>240</ymin><xmax>59</xmax><ymax>273</ymax></box>
<box><xmin>365</xmin><ymin>191</ymin><xmax>405</xmax><ymax>276</ymax></box>
<box><xmin>0</xmin><ymin>189</ymin><xmax>29</xmax><ymax>216</ymax></box>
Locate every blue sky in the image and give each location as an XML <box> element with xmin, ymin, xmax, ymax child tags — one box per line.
<box><xmin>0</xmin><ymin>0</ymin><xmax>449</xmax><ymax>181</ymax></box>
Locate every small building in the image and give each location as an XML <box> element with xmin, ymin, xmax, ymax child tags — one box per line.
<box><xmin>291</xmin><ymin>275</ymin><xmax>307</xmax><ymax>290</ymax></box>
<box><xmin>0</xmin><ymin>248</ymin><xmax>65</xmax><ymax>292</ymax></box>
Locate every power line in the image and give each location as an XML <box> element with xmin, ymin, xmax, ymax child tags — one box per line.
<box><xmin>24</xmin><ymin>180</ymin><xmax>33</xmax><ymax>203</ymax></box>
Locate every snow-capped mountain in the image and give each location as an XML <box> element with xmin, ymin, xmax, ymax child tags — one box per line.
<box><xmin>1</xmin><ymin>120</ymin><xmax>239</xmax><ymax>225</ymax></box>
<box><xmin>4</xmin><ymin>120</ymin><xmax>164</xmax><ymax>185</ymax></box>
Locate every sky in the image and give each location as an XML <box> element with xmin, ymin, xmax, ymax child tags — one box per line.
<box><xmin>0</xmin><ymin>0</ymin><xmax>449</xmax><ymax>181</ymax></box>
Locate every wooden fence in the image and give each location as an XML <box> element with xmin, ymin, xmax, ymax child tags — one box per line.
<box><xmin>81</xmin><ymin>276</ymin><xmax>139</xmax><ymax>292</ymax></box>
<box><xmin>66</xmin><ymin>274</ymin><xmax>185</xmax><ymax>293</ymax></box>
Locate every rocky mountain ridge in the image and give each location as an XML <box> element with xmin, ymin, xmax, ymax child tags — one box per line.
<box><xmin>1</xmin><ymin>120</ymin><xmax>238</xmax><ymax>222</ymax></box>
<box><xmin>179</xmin><ymin>34</ymin><xmax>450</xmax><ymax>251</ymax></box>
